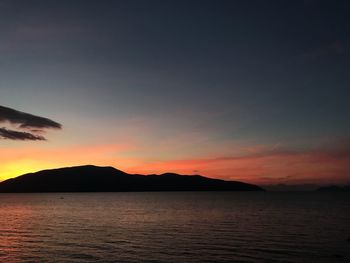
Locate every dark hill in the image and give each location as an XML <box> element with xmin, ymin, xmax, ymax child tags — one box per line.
<box><xmin>316</xmin><ymin>185</ymin><xmax>350</xmax><ymax>192</ymax></box>
<box><xmin>0</xmin><ymin>165</ymin><xmax>264</xmax><ymax>192</ymax></box>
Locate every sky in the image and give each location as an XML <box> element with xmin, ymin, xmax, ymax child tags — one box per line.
<box><xmin>0</xmin><ymin>0</ymin><xmax>349</xmax><ymax>186</ymax></box>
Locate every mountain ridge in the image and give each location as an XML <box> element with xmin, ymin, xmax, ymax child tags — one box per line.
<box><xmin>316</xmin><ymin>185</ymin><xmax>350</xmax><ymax>192</ymax></box>
<box><xmin>0</xmin><ymin>165</ymin><xmax>264</xmax><ymax>192</ymax></box>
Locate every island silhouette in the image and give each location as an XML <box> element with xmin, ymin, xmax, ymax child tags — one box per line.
<box><xmin>316</xmin><ymin>185</ymin><xmax>350</xmax><ymax>192</ymax></box>
<box><xmin>0</xmin><ymin>165</ymin><xmax>263</xmax><ymax>192</ymax></box>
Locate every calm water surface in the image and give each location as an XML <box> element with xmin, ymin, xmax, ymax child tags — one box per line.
<box><xmin>0</xmin><ymin>192</ymin><xmax>349</xmax><ymax>262</ymax></box>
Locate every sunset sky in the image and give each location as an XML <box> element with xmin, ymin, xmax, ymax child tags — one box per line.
<box><xmin>0</xmin><ymin>0</ymin><xmax>349</xmax><ymax>186</ymax></box>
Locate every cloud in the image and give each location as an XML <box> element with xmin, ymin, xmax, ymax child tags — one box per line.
<box><xmin>129</xmin><ymin>140</ymin><xmax>350</xmax><ymax>185</ymax></box>
<box><xmin>0</xmin><ymin>105</ymin><xmax>62</xmax><ymax>141</ymax></box>
<box><xmin>0</xmin><ymin>105</ymin><xmax>62</xmax><ymax>129</ymax></box>
<box><xmin>0</xmin><ymin>127</ymin><xmax>45</xmax><ymax>141</ymax></box>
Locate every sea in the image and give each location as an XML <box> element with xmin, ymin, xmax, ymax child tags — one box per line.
<box><xmin>0</xmin><ymin>192</ymin><xmax>349</xmax><ymax>263</ymax></box>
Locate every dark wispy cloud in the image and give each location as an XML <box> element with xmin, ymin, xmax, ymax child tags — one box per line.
<box><xmin>0</xmin><ymin>105</ymin><xmax>62</xmax><ymax>129</ymax></box>
<box><xmin>0</xmin><ymin>127</ymin><xmax>45</xmax><ymax>141</ymax></box>
<box><xmin>0</xmin><ymin>105</ymin><xmax>62</xmax><ymax>141</ymax></box>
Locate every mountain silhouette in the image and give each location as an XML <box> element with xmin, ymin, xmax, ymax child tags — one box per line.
<box><xmin>316</xmin><ymin>185</ymin><xmax>350</xmax><ymax>192</ymax></box>
<box><xmin>0</xmin><ymin>165</ymin><xmax>264</xmax><ymax>192</ymax></box>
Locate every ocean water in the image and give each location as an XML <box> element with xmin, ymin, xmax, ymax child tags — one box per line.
<box><xmin>0</xmin><ymin>192</ymin><xmax>349</xmax><ymax>263</ymax></box>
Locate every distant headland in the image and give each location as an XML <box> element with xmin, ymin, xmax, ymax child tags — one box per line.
<box><xmin>0</xmin><ymin>165</ymin><xmax>264</xmax><ymax>193</ymax></box>
<box><xmin>316</xmin><ymin>185</ymin><xmax>350</xmax><ymax>192</ymax></box>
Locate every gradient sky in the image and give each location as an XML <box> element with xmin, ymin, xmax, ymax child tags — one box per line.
<box><xmin>0</xmin><ymin>0</ymin><xmax>349</xmax><ymax>186</ymax></box>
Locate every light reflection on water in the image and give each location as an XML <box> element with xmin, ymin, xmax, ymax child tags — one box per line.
<box><xmin>0</xmin><ymin>192</ymin><xmax>349</xmax><ymax>262</ymax></box>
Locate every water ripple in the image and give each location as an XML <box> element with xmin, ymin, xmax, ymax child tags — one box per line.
<box><xmin>0</xmin><ymin>192</ymin><xmax>349</xmax><ymax>262</ymax></box>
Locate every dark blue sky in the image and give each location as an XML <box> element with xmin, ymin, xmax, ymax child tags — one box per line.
<box><xmin>0</xmin><ymin>0</ymin><xmax>349</xmax><ymax>184</ymax></box>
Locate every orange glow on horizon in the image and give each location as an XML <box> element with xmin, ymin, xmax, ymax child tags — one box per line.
<box><xmin>1</xmin><ymin>141</ymin><xmax>349</xmax><ymax>185</ymax></box>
